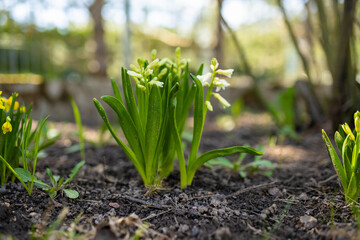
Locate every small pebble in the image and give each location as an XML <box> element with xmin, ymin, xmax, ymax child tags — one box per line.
<box><xmin>210</xmin><ymin>198</ymin><xmax>221</xmax><ymax>207</ymax></box>
<box><xmin>299</xmin><ymin>193</ymin><xmax>309</xmax><ymax>201</ymax></box>
<box><xmin>109</xmin><ymin>202</ymin><xmax>120</xmax><ymax>209</ymax></box>
<box><xmin>192</xmin><ymin>226</ymin><xmax>200</xmax><ymax>237</ymax></box>
<box><xmin>268</xmin><ymin>187</ymin><xmax>282</xmax><ymax>197</ymax></box>
<box><xmin>179</xmin><ymin>224</ymin><xmax>189</xmax><ymax>232</ymax></box>
<box><xmin>300</xmin><ymin>215</ymin><xmax>317</xmax><ymax>229</ymax></box>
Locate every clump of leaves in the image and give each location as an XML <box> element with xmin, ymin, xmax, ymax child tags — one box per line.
<box><xmin>206</xmin><ymin>145</ymin><xmax>274</xmax><ymax>178</ymax></box>
<box><xmin>322</xmin><ymin>111</ymin><xmax>360</xmax><ymax>203</ymax></box>
<box><xmin>94</xmin><ymin>49</ymin><xmax>262</xmax><ymax>189</ymax></box>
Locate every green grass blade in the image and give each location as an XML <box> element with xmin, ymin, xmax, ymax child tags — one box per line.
<box><xmin>169</xmin><ymin>97</ymin><xmax>187</xmax><ymax>188</ymax></box>
<box><xmin>188</xmin><ymin>73</ymin><xmax>204</xmax><ymax>167</ymax></box>
<box><xmin>322</xmin><ymin>129</ymin><xmax>348</xmax><ymax>191</ymax></box>
<box><xmin>70</xmin><ymin>96</ymin><xmax>85</xmax><ymax>162</ymax></box>
<box><xmin>110</xmin><ymin>78</ymin><xmax>124</xmax><ymax>104</ymax></box>
<box><xmin>29</xmin><ymin>116</ymin><xmax>49</xmax><ymax>194</ymax></box>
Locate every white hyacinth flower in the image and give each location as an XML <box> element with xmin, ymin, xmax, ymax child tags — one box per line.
<box><xmin>197</xmin><ymin>73</ymin><xmax>212</xmax><ymax>86</ymax></box>
<box><xmin>213</xmin><ymin>93</ymin><xmax>231</xmax><ymax>108</ymax></box>
<box><xmin>127</xmin><ymin>70</ymin><xmax>143</xmax><ymax>79</ymax></box>
<box><xmin>216</xmin><ymin>69</ymin><xmax>234</xmax><ymax>78</ymax></box>
<box><xmin>145</xmin><ymin>68</ymin><xmax>153</xmax><ymax>77</ymax></box>
<box><xmin>214</xmin><ymin>78</ymin><xmax>230</xmax><ymax>92</ymax></box>
<box><xmin>149</xmin><ymin>78</ymin><xmax>164</xmax><ymax>87</ymax></box>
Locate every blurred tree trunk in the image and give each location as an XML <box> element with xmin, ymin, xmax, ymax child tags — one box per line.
<box><xmin>329</xmin><ymin>0</ymin><xmax>358</xmax><ymax>130</ymax></box>
<box><xmin>278</xmin><ymin>0</ymin><xmax>358</xmax><ymax>131</ymax></box>
<box><xmin>89</xmin><ymin>0</ymin><xmax>107</xmax><ymax>77</ymax></box>
<box><xmin>215</xmin><ymin>0</ymin><xmax>224</xmax><ymax>65</ymax></box>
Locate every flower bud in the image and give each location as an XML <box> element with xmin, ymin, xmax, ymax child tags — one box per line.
<box><xmin>130</xmin><ymin>64</ymin><xmax>139</xmax><ymax>72</ymax></box>
<box><xmin>137</xmin><ymin>58</ymin><xmax>145</xmax><ymax>68</ymax></box>
<box><xmin>149</xmin><ymin>78</ymin><xmax>164</xmax><ymax>88</ymax></box>
<box><xmin>355</xmin><ymin>117</ymin><xmax>360</xmax><ymax>133</ymax></box>
<box><xmin>211</xmin><ymin>58</ymin><xmax>219</xmax><ymax>71</ymax></box>
<box><xmin>147</xmin><ymin>59</ymin><xmax>159</xmax><ymax>70</ymax></box>
<box><xmin>137</xmin><ymin>84</ymin><xmax>146</xmax><ymax>91</ymax></box>
<box><xmin>205</xmin><ymin>101</ymin><xmax>213</xmax><ymax>111</ymax></box>
<box><xmin>176</xmin><ymin>47</ymin><xmax>181</xmax><ymax>62</ymax></box>
<box><xmin>151</xmin><ymin>49</ymin><xmax>157</xmax><ymax>61</ymax></box>
<box><xmin>213</xmin><ymin>93</ymin><xmax>231</xmax><ymax>108</ymax></box>
<box><xmin>342</xmin><ymin>123</ymin><xmax>355</xmax><ymax>141</ymax></box>
<box><xmin>354</xmin><ymin>111</ymin><xmax>360</xmax><ymax>132</ymax></box>
<box><xmin>158</xmin><ymin>68</ymin><xmax>168</xmax><ymax>79</ymax></box>
<box><xmin>145</xmin><ymin>68</ymin><xmax>153</xmax><ymax>77</ymax></box>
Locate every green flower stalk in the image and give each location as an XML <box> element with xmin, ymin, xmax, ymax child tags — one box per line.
<box><xmin>94</xmin><ymin>50</ymin><xmax>262</xmax><ymax>189</ymax></box>
<box><xmin>322</xmin><ymin>111</ymin><xmax>360</xmax><ymax>203</ymax></box>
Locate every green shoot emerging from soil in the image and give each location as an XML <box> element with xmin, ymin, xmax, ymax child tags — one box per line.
<box><xmin>206</xmin><ymin>145</ymin><xmax>274</xmax><ymax>178</ymax></box>
<box><xmin>39</xmin><ymin>161</ymin><xmax>84</xmax><ymax>199</ymax></box>
<box><xmin>94</xmin><ymin>49</ymin><xmax>262</xmax><ymax>189</ymax></box>
<box><xmin>322</xmin><ymin>111</ymin><xmax>360</xmax><ymax>203</ymax></box>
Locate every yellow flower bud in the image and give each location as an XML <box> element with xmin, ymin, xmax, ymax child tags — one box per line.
<box><xmin>20</xmin><ymin>106</ymin><xmax>26</xmax><ymax>114</ymax></box>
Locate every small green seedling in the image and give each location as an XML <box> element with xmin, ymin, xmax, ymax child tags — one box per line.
<box><xmin>206</xmin><ymin>145</ymin><xmax>274</xmax><ymax>178</ymax></box>
<box><xmin>267</xmin><ymin>87</ymin><xmax>298</xmax><ymax>140</ymax></box>
<box><xmin>40</xmin><ymin>160</ymin><xmax>85</xmax><ymax>199</ymax></box>
<box><xmin>322</xmin><ymin>111</ymin><xmax>360</xmax><ymax>203</ymax></box>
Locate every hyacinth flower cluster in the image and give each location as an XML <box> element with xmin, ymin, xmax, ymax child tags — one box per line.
<box><xmin>94</xmin><ymin>49</ymin><xmax>262</xmax><ymax>189</ymax></box>
<box><xmin>322</xmin><ymin>111</ymin><xmax>360</xmax><ymax>203</ymax></box>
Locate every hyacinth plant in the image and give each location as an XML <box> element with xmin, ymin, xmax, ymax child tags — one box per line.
<box><xmin>322</xmin><ymin>111</ymin><xmax>360</xmax><ymax>203</ymax></box>
<box><xmin>94</xmin><ymin>49</ymin><xmax>262</xmax><ymax>189</ymax></box>
<box><xmin>0</xmin><ymin>91</ymin><xmax>50</xmax><ymax>195</ymax></box>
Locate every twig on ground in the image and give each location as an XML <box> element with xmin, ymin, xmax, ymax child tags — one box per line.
<box><xmin>318</xmin><ymin>174</ymin><xmax>338</xmax><ymax>186</ymax></box>
<box><xmin>226</xmin><ymin>181</ymin><xmax>278</xmax><ymax>199</ymax></box>
<box><xmin>141</xmin><ymin>210</ymin><xmax>172</xmax><ymax>221</ymax></box>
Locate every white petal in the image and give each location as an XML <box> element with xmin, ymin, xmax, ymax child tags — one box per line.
<box><xmin>197</xmin><ymin>73</ymin><xmax>212</xmax><ymax>86</ymax></box>
<box><xmin>213</xmin><ymin>93</ymin><xmax>231</xmax><ymax>108</ymax></box>
<box><xmin>149</xmin><ymin>80</ymin><xmax>164</xmax><ymax>87</ymax></box>
<box><xmin>216</xmin><ymin>69</ymin><xmax>234</xmax><ymax>78</ymax></box>
<box><xmin>214</xmin><ymin>78</ymin><xmax>230</xmax><ymax>91</ymax></box>
<box><xmin>127</xmin><ymin>70</ymin><xmax>143</xmax><ymax>78</ymax></box>
<box><xmin>147</xmin><ymin>59</ymin><xmax>159</xmax><ymax>69</ymax></box>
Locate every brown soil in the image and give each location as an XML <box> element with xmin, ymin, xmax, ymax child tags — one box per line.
<box><xmin>0</xmin><ymin>113</ymin><xmax>358</xmax><ymax>240</ymax></box>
